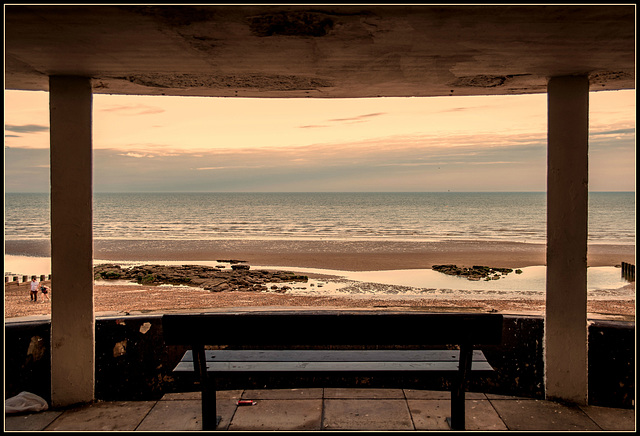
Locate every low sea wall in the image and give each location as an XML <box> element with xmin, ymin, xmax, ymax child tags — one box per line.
<box><xmin>4</xmin><ymin>314</ymin><xmax>634</xmax><ymax>409</ymax></box>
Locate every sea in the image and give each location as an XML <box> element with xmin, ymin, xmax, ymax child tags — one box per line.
<box><xmin>4</xmin><ymin>191</ymin><xmax>636</xmax><ymax>244</ymax></box>
<box><xmin>4</xmin><ymin>192</ymin><xmax>635</xmax><ymax>294</ymax></box>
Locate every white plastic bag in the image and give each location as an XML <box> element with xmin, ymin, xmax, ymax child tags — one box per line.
<box><xmin>5</xmin><ymin>391</ymin><xmax>49</xmax><ymax>414</ymax></box>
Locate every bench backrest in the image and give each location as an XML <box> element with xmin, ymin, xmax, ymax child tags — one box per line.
<box><xmin>162</xmin><ymin>311</ymin><xmax>503</xmax><ymax>347</ymax></box>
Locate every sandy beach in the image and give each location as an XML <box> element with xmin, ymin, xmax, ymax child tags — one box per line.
<box><xmin>5</xmin><ymin>238</ymin><xmax>636</xmax><ymax>270</ymax></box>
<box><xmin>4</xmin><ymin>279</ymin><xmax>635</xmax><ymax>321</ymax></box>
<box><xmin>4</xmin><ymin>239</ymin><xmax>635</xmax><ymax>321</ymax></box>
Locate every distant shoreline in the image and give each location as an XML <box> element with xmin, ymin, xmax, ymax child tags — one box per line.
<box><xmin>5</xmin><ymin>191</ymin><xmax>637</xmax><ymax>194</ymax></box>
<box><xmin>5</xmin><ymin>238</ymin><xmax>635</xmax><ymax>271</ymax></box>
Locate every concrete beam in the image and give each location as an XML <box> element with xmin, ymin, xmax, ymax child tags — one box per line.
<box><xmin>545</xmin><ymin>75</ymin><xmax>589</xmax><ymax>404</ymax></box>
<box><xmin>5</xmin><ymin>6</ymin><xmax>636</xmax><ymax>98</ymax></box>
<box><xmin>49</xmin><ymin>76</ymin><xmax>95</xmax><ymax>406</ymax></box>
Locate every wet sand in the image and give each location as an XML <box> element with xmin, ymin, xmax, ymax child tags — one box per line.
<box><xmin>5</xmin><ymin>238</ymin><xmax>635</xmax><ymax>271</ymax></box>
<box><xmin>5</xmin><ymin>280</ymin><xmax>635</xmax><ymax>321</ymax></box>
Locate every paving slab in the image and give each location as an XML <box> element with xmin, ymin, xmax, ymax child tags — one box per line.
<box><xmin>217</xmin><ymin>389</ymin><xmax>244</xmax><ymax>400</ymax></box>
<box><xmin>162</xmin><ymin>391</ymin><xmax>244</xmax><ymax>400</ymax></box>
<box><xmin>216</xmin><ymin>394</ymin><xmax>245</xmax><ymax>430</ymax></box>
<box><xmin>44</xmin><ymin>401</ymin><xmax>156</xmax><ymax>431</ymax></box>
<box><xmin>5</xmin><ymin>390</ymin><xmax>633</xmax><ymax>432</ymax></box>
<box><xmin>161</xmin><ymin>391</ymin><xmax>201</xmax><ymax>400</ymax></box>
<box><xmin>485</xmin><ymin>393</ymin><xmax>532</xmax><ymax>400</ymax></box>
<box><xmin>490</xmin><ymin>399</ymin><xmax>602</xmax><ymax>431</ymax></box>
<box><xmin>323</xmin><ymin>399</ymin><xmax>413</xmax><ymax>431</ymax></box>
<box><xmin>404</xmin><ymin>389</ymin><xmax>486</xmax><ymax>400</ymax></box>
<box><xmin>408</xmin><ymin>399</ymin><xmax>507</xmax><ymax>431</ymax></box>
<box><xmin>579</xmin><ymin>405</ymin><xmax>636</xmax><ymax>431</ymax></box>
<box><xmin>242</xmin><ymin>388</ymin><xmax>323</xmax><ymax>400</ymax></box>
<box><xmin>137</xmin><ymin>399</ymin><xmax>202</xmax><ymax>431</ymax></box>
<box><xmin>465</xmin><ymin>399</ymin><xmax>509</xmax><ymax>431</ymax></box>
<box><xmin>324</xmin><ymin>388</ymin><xmax>405</xmax><ymax>399</ymax></box>
<box><xmin>152</xmin><ymin>390</ymin><xmax>245</xmax><ymax>430</ymax></box>
<box><xmin>4</xmin><ymin>410</ymin><xmax>63</xmax><ymax>431</ymax></box>
<box><xmin>228</xmin><ymin>399</ymin><xmax>322</xmax><ymax>431</ymax></box>
<box><xmin>406</xmin><ymin>399</ymin><xmax>451</xmax><ymax>430</ymax></box>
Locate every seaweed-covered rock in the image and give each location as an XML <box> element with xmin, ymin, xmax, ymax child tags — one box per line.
<box><xmin>432</xmin><ymin>264</ymin><xmax>514</xmax><ymax>281</ymax></box>
<box><xmin>94</xmin><ymin>263</ymin><xmax>307</xmax><ymax>292</ymax></box>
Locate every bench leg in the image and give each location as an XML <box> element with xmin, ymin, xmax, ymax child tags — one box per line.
<box><xmin>202</xmin><ymin>377</ymin><xmax>218</xmax><ymax>430</ymax></box>
<box><xmin>193</xmin><ymin>345</ymin><xmax>220</xmax><ymax>430</ymax></box>
<box><xmin>449</xmin><ymin>345</ymin><xmax>473</xmax><ymax>430</ymax></box>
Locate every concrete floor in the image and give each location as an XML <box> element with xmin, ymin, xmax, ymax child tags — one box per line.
<box><xmin>5</xmin><ymin>388</ymin><xmax>636</xmax><ymax>432</ymax></box>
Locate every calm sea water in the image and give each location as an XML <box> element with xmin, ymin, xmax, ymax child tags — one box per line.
<box><xmin>4</xmin><ymin>192</ymin><xmax>636</xmax><ymax>244</ymax></box>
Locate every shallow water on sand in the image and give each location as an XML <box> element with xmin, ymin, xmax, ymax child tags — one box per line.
<box><xmin>5</xmin><ymin>255</ymin><xmax>632</xmax><ymax>299</ymax></box>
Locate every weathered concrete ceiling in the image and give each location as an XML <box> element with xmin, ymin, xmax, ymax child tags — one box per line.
<box><xmin>4</xmin><ymin>5</ymin><xmax>636</xmax><ymax>98</ymax></box>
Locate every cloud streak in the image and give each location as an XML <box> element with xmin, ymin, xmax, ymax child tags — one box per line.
<box><xmin>590</xmin><ymin>127</ymin><xmax>635</xmax><ymax>136</ymax></box>
<box><xmin>328</xmin><ymin>112</ymin><xmax>386</xmax><ymax>123</ymax></box>
<box><xmin>5</xmin><ymin>124</ymin><xmax>49</xmax><ymax>134</ymax></box>
<box><xmin>300</xmin><ymin>112</ymin><xmax>386</xmax><ymax>129</ymax></box>
<box><xmin>77</xmin><ymin>130</ymin><xmax>549</xmax><ymax>191</ymax></box>
<box><xmin>4</xmin><ymin>123</ymin><xmax>633</xmax><ymax>192</ymax></box>
<box><xmin>89</xmin><ymin>123</ymin><xmax>630</xmax><ymax>173</ymax></box>
<box><xmin>98</xmin><ymin>104</ymin><xmax>165</xmax><ymax>115</ymax></box>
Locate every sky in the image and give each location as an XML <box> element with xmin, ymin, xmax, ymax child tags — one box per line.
<box><xmin>3</xmin><ymin>88</ymin><xmax>636</xmax><ymax>193</ymax></box>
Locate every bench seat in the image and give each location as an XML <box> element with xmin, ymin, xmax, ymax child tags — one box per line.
<box><xmin>174</xmin><ymin>349</ymin><xmax>495</xmax><ymax>372</ymax></box>
<box><xmin>162</xmin><ymin>311</ymin><xmax>503</xmax><ymax>430</ymax></box>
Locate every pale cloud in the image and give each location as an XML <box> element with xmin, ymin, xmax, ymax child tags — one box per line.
<box><xmin>120</xmin><ymin>152</ymin><xmax>150</xmax><ymax>158</ymax></box>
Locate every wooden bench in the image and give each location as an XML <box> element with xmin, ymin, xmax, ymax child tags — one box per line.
<box><xmin>162</xmin><ymin>311</ymin><xmax>503</xmax><ymax>430</ymax></box>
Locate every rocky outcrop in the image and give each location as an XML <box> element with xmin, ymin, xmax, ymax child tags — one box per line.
<box><xmin>94</xmin><ymin>263</ymin><xmax>308</xmax><ymax>292</ymax></box>
<box><xmin>432</xmin><ymin>264</ymin><xmax>522</xmax><ymax>281</ymax></box>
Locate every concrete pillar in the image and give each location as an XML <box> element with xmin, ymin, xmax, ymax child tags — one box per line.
<box><xmin>49</xmin><ymin>76</ymin><xmax>94</xmax><ymax>407</ymax></box>
<box><xmin>545</xmin><ymin>75</ymin><xmax>589</xmax><ymax>404</ymax></box>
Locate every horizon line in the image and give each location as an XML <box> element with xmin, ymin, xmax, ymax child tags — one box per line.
<box><xmin>5</xmin><ymin>190</ymin><xmax>636</xmax><ymax>195</ymax></box>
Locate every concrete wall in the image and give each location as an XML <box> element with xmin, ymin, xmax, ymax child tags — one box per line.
<box><xmin>4</xmin><ymin>314</ymin><xmax>634</xmax><ymax>408</ymax></box>
<box><xmin>5</xmin><ymin>319</ymin><xmax>52</xmax><ymax>403</ymax></box>
<box><xmin>587</xmin><ymin>320</ymin><xmax>636</xmax><ymax>407</ymax></box>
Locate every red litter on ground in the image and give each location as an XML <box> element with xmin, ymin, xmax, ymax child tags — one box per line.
<box><xmin>237</xmin><ymin>400</ymin><xmax>257</xmax><ymax>406</ymax></box>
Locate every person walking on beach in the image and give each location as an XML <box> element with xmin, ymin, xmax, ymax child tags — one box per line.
<box><xmin>40</xmin><ymin>283</ymin><xmax>50</xmax><ymax>302</ymax></box>
<box><xmin>30</xmin><ymin>276</ymin><xmax>39</xmax><ymax>302</ymax></box>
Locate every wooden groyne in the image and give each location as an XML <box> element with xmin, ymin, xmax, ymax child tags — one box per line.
<box><xmin>4</xmin><ymin>274</ymin><xmax>51</xmax><ymax>284</ymax></box>
<box><xmin>621</xmin><ymin>262</ymin><xmax>635</xmax><ymax>282</ymax></box>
